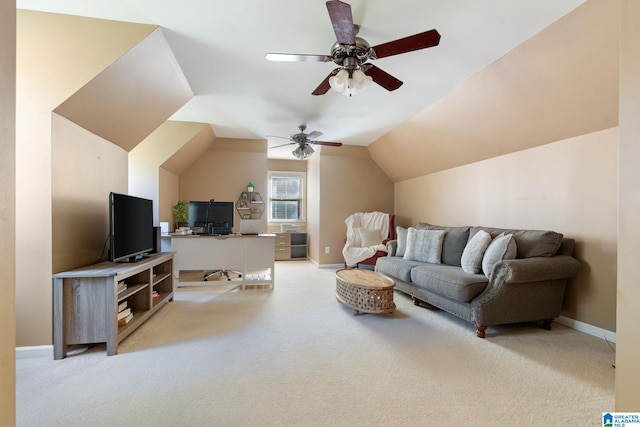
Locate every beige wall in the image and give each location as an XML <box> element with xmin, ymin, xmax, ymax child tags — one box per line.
<box><xmin>51</xmin><ymin>114</ymin><xmax>128</xmax><ymax>273</ymax></box>
<box><xmin>313</xmin><ymin>146</ymin><xmax>394</xmax><ymax>265</ymax></box>
<box><xmin>159</xmin><ymin>122</ymin><xmax>217</xmax><ymax>227</ymax></box>
<box><xmin>17</xmin><ymin>12</ymin><xmax>191</xmax><ymax>346</ymax></box>
<box><xmin>306</xmin><ymin>153</ymin><xmax>321</xmax><ymax>263</ymax></box>
<box><xmin>616</xmin><ymin>0</ymin><xmax>640</xmax><ymax>410</ymax></box>
<box><xmin>0</xmin><ymin>0</ymin><xmax>16</xmax><ymax>422</ymax></box>
<box><xmin>160</xmin><ymin>167</ymin><xmax>180</xmax><ymax>226</ymax></box>
<box><xmin>16</xmin><ymin>11</ymin><xmax>157</xmax><ymax>346</ymax></box>
<box><xmin>178</xmin><ymin>138</ymin><xmax>268</xmax><ymax>232</ymax></box>
<box><xmin>395</xmin><ymin>128</ymin><xmax>617</xmax><ymax>331</ymax></box>
<box><xmin>129</xmin><ymin>122</ymin><xmax>207</xmax><ymax>224</ymax></box>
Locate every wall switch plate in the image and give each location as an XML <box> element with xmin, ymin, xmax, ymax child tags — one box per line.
<box><xmin>325</xmin><ymin>246</ymin><xmax>330</xmax><ymax>254</ymax></box>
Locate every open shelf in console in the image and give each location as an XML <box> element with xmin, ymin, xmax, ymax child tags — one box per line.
<box><xmin>52</xmin><ymin>252</ymin><xmax>174</xmax><ymax>359</ymax></box>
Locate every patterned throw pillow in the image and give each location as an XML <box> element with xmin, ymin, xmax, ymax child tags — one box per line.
<box><xmin>395</xmin><ymin>226</ymin><xmax>408</xmax><ymax>257</ymax></box>
<box><xmin>460</xmin><ymin>230</ymin><xmax>492</xmax><ymax>274</ymax></box>
<box><xmin>403</xmin><ymin>228</ymin><xmax>446</xmax><ymax>264</ymax></box>
<box><xmin>482</xmin><ymin>233</ymin><xmax>517</xmax><ymax>278</ymax></box>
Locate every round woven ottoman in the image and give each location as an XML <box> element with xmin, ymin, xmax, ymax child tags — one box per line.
<box><xmin>335</xmin><ymin>269</ymin><xmax>395</xmax><ymax>315</ymax></box>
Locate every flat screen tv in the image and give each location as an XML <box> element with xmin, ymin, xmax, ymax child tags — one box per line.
<box><xmin>188</xmin><ymin>200</ymin><xmax>234</xmax><ymax>235</ymax></box>
<box><xmin>109</xmin><ymin>192</ymin><xmax>154</xmax><ymax>263</ymax></box>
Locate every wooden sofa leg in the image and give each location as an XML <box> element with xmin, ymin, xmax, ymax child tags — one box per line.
<box><xmin>476</xmin><ymin>325</ymin><xmax>487</xmax><ymax>338</ymax></box>
<box><xmin>542</xmin><ymin>319</ymin><xmax>553</xmax><ymax>331</ymax></box>
<box><xmin>411</xmin><ymin>296</ymin><xmax>420</xmax><ymax>306</ymax></box>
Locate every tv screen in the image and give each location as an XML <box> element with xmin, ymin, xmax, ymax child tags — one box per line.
<box><xmin>188</xmin><ymin>200</ymin><xmax>234</xmax><ymax>235</ymax></box>
<box><xmin>109</xmin><ymin>192</ymin><xmax>154</xmax><ymax>262</ymax></box>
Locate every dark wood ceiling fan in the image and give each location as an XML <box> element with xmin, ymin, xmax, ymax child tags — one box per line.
<box><xmin>265</xmin><ymin>0</ymin><xmax>441</xmax><ymax>95</ymax></box>
<box><xmin>267</xmin><ymin>124</ymin><xmax>342</xmax><ymax>159</ymax></box>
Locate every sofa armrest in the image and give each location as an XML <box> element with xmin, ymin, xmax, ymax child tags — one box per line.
<box><xmin>471</xmin><ymin>255</ymin><xmax>582</xmax><ymax>327</ymax></box>
<box><xmin>385</xmin><ymin>239</ymin><xmax>397</xmax><ymax>257</ymax></box>
<box><xmin>492</xmin><ymin>255</ymin><xmax>581</xmax><ymax>284</ymax></box>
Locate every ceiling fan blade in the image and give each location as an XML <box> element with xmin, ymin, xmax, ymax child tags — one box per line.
<box><xmin>326</xmin><ymin>0</ymin><xmax>356</xmax><ymax>45</ymax></box>
<box><xmin>306</xmin><ymin>131</ymin><xmax>323</xmax><ymax>140</ymax></box>
<box><xmin>363</xmin><ymin>64</ymin><xmax>403</xmax><ymax>91</ymax></box>
<box><xmin>265</xmin><ymin>135</ymin><xmax>291</xmax><ymax>140</ymax></box>
<box><xmin>312</xmin><ymin>141</ymin><xmax>342</xmax><ymax>147</ymax></box>
<box><xmin>312</xmin><ymin>73</ymin><xmax>333</xmax><ymax>95</ymax></box>
<box><xmin>269</xmin><ymin>142</ymin><xmax>295</xmax><ymax>149</ymax></box>
<box><xmin>371</xmin><ymin>29</ymin><xmax>441</xmax><ymax>59</ymax></box>
<box><xmin>265</xmin><ymin>53</ymin><xmax>332</xmax><ymax>62</ymax></box>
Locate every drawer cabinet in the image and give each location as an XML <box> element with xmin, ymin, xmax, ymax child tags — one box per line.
<box><xmin>275</xmin><ymin>232</ymin><xmax>307</xmax><ymax>261</ymax></box>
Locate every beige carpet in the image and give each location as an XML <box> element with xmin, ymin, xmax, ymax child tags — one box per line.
<box><xmin>17</xmin><ymin>261</ymin><xmax>614</xmax><ymax>426</ymax></box>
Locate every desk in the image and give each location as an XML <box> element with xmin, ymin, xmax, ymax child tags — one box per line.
<box><xmin>168</xmin><ymin>234</ymin><xmax>275</xmax><ymax>289</ymax></box>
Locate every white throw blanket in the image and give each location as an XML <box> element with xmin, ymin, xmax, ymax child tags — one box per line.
<box><xmin>342</xmin><ymin>211</ymin><xmax>389</xmax><ymax>266</ymax></box>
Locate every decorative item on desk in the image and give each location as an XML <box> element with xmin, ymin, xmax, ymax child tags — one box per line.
<box><xmin>172</xmin><ymin>200</ymin><xmax>189</xmax><ymax>230</ymax></box>
<box><xmin>247</xmin><ymin>181</ymin><xmax>256</xmax><ymax>192</ymax></box>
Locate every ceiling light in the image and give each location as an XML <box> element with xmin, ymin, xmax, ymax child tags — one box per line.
<box><xmin>329</xmin><ymin>68</ymin><xmax>372</xmax><ymax>97</ymax></box>
<box><xmin>292</xmin><ymin>144</ymin><xmax>314</xmax><ymax>160</ymax></box>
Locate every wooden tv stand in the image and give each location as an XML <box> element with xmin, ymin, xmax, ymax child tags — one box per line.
<box><xmin>52</xmin><ymin>252</ymin><xmax>174</xmax><ymax>359</ymax></box>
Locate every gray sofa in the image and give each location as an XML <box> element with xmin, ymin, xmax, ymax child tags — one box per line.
<box><xmin>375</xmin><ymin>222</ymin><xmax>581</xmax><ymax>338</ymax></box>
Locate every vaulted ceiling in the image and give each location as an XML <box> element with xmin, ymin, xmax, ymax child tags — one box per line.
<box><xmin>17</xmin><ymin>0</ymin><xmax>589</xmax><ymax>161</ymax></box>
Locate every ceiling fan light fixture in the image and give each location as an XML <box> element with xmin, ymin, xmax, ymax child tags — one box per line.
<box><xmin>329</xmin><ymin>69</ymin><xmax>349</xmax><ymax>92</ymax></box>
<box><xmin>349</xmin><ymin>69</ymin><xmax>372</xmax><ymax>95</ymax></box>
<box><xmin>329</xmin><ymin>67</ymin><xmax>372</xmax><ymax>96</ymax></box>
<box><xmin>292</xmin><ymin>144</ymin><xmax>315</xmax><ymax>160</ymax></box>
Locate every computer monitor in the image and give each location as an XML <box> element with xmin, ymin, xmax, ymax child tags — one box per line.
<box><xmin>188</xmin><ymin>200</ymin><xmax>234</xmax><ymax>235</ymax></box>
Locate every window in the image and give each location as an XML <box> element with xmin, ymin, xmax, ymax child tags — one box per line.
<box><xmin>268</xmin><ymin>172</ymin><xmax>305</xmax><ymax>222</ymax></box>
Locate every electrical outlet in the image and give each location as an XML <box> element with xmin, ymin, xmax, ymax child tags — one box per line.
<box><xmin>325</xmin><ymin>246</ymin><xmax>330</xmax><ymax>254</ymax></box>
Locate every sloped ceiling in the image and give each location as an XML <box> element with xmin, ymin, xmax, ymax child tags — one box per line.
<box><xmin>17</xmin><ymin>0</ymin><xmax>587</xmax><ymax>159</ymax></box>
<box><xmin>369</xmin><ymin>0</ymin><xmax>619</xmax><ymax>182</ymax></box>
<box><xmin>161</xmin><ymin>122</ymin><xmax>217</xmax><ymax>175</ymax></box>
<box><xmin>54</xmin><ymin>27</ymin><xmax>193</xmax><ymax>151</ymax></box>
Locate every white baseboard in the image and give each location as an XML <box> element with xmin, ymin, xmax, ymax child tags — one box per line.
<box><xmin>16</xmin><ymin>345</ymin><xmax>53</xmax><ymax>359</ymax></box>
<box><xmin>318</xmin><ymin>263</ymin><xmax>346</xmax><ymax>269</ymax></box>
<box><xmin>557</xmin><ymin>316</ymin><xmax>616</xmax><ymax>343</ymax></box>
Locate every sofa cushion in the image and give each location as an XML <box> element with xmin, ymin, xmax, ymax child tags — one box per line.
<box><xmin>469</xmin><ymin>227</ymin><xmax>563</xmax><ymax>258</ymax></box>
<box><xmin>403</xmin><ymin>228</ymin><xmax>446</xmax><ymax>264</ymax></box>
<box><xmin>410</xmin><ymin>264</ymin><xmax>488</xmax><ymax>302</ymax></box>
<box><xmin>460</xmin><ymin>230</ymin><xmax>491</xmax><ymax>274</ymax></box>
<box><xmin>395</xmin><ymin>226</ymin><xmax>408</xmax><ymax>257</ymax></box>
<box><xmin>417</xmin><ymin>223</ymin><xmax>470</xmax><ymax>267</ymax></box>
<box><xmin>482</xmin><ymin>233</ymin><xmax>517</xmax><ymax>278</ymax></box>
<box><xmin>375</xmin><ymin>257</ymin><xmax>426</xmax><ymax>283</ymax></box>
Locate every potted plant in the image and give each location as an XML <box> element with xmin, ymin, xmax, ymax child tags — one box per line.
<box><xmin>247</xmin><ymin>181</ymin><xmax>256</xmax><ymax>192</ymax></box>
<box><xmin>172</xmin><ymin>200</ymin><xmax>189</xmax><ymax>230</ymax></box>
